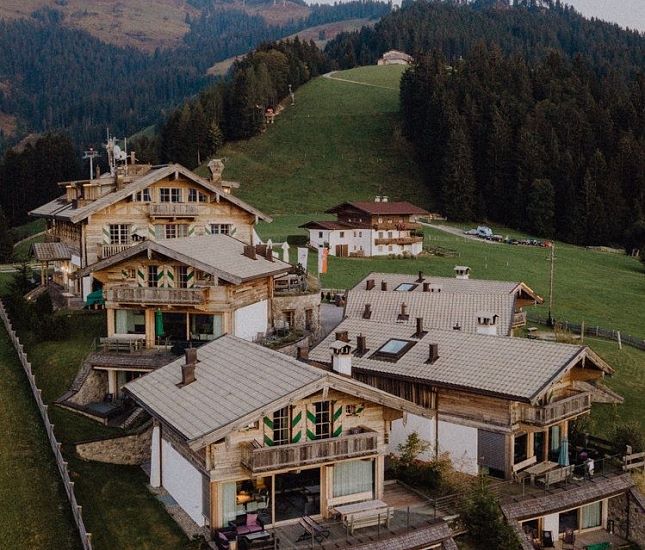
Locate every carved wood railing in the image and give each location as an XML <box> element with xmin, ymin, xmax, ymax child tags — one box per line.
<box><xmin>98</xmin><ymin>243</ymin><xmax>134</xmax><ymax>259</ymax></box>
<box><xmin>106</xmin><ymin>286</ymin><xmax>208</xmax><ymax>305</ymax></box>
<box><xmin>148</xmin><ymin>203</ymin><xmax>199</xmax><ymax>217</ymax></box>
<box><xmin>241</xmin><ymin>431</ymin><xmax>379</xmax><ymax>473</ymax></box>
<box><xmin>374</xmin><ymin>236</ymin><xmax>424</xmax><ymax>246</ymax></box>
<box><xmin>512</xmin><ymin>311</ymin><xmax>527</xmax><ymax>328</ymax></box>
<box><xmin>520</xmin><ymin>392</ymin><xmax>591</xmax><ymax>426</ymax></box>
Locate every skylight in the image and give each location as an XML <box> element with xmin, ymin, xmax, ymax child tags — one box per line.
<box><xmin>371</xmin><ymin>338</ymin><xmax>415</xmax><ymax>361</ymax></box>
<box><xmin>395</xmin><ymin>283</ymin><xmax>417</xmax><ymax>292</ymax></box>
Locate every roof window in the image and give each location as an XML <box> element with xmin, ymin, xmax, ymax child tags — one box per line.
<box><xmin>395</xmin><ymin>283</ymin><xmax>417</xmax><ymax>292</ymax></box>
<box><xmin>371</xmin><ymin>338</ymin><xmax>415</xmax><ymax>362</ymax></box>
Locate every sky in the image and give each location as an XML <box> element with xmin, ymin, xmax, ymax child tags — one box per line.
<box><xmin>565</xmin><ymin>0</ymin><xmax>645</xmax><ymax>32</ymax></box>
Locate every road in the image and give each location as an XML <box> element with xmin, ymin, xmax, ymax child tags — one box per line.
<box><xmin>322</xmin><ymin>71</ymin><xmax>398</xmax><ymax>91</ymax></box>
<box><xmin>420</xmin><ymin>222</ymin><xmax>501</xmax><ymax>245</ymax></box>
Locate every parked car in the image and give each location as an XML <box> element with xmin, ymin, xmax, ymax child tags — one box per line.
<box><xmin>464</xmin><ymin>228</ymin><xmax>478</xmax><ymax>235</ymax></box>
<box><xmin>476</xmin><ymin>225</ymin><xmax>493</xmax><ymax>238</ymax></box>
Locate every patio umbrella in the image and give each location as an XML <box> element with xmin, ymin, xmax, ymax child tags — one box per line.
<box><xmin>155</xmin><ymin>309</ymin><xmax>165</xmax><ymax>338</ymax></box>
<box><xmin>558</xmin><ymin>438</ymin><xmax>570</xmax><ymax>466</ymax></box>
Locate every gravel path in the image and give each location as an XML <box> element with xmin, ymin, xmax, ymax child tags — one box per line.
<box><xmin>421</xmin><ymin>222</ymin><xmax>501</xmax><ymax>245</ymax></box>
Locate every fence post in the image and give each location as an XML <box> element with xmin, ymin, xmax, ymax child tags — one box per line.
<box><xmin>617</xmin><ymin>331</ymin><xmax>622</xmax><ymax>350</ymax></box>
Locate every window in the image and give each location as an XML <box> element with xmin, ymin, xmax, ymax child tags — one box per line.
<box><xmin>358</xmin><ymin>232</ymin><xmax>362</xmax><ymax>237</ymax></box>
<box><xmin>133</xmin><ymin>189</ymin><xmax>151</xmax><ymax>202</ymax></box>
<box><xmin>371</xmin><ymin>338</ymin><xmax>416</xmax><ymax>361</ymax></box>
<box><xmin>388</xmin><ymin>231</ymin><xmax>393</xmax><ymax>238</ymax></box>
<box><xmin>318</xmin><ymin>231</ymin><xmax>323</xmax><ymax>239</ymax></box>
<box><xmin>283</xmin><ymin>310</ymin><xmax>295</xmax><ymax>329</ymax></box>
<box><xmin>378</xmin><ymin>232</ymin><xmax>384</xmax><ymax>239</ymax></box>
<box><xmin>124</xmin><ymin>268</ymin><xmax>136</xmax><ymax>279</ymax></box>
<box><xmin>210</xmin><ymin>223</ymin><xmax>231</xmax><ymax>235</ymax></box>
<box><xmin>147</xmin><ymin>265</ymin><xmax>159</xmax><ymax>288</ymax></box>
<box><xmin>159</xmin><ymin>188</ymin><xmax>182</xmax><ymax>202</ymax></box>
<box><xmin>305</xmin><ymin>309</ymin><xmax>313</xmax><ymax>331</ymax></box>
<box><xmin>333</xmin><ymin>460</ymin><xmax>373</xmax><ymax>498</ymax></box>
<box><xmin>156</xmin><ymin>223</ymin><xmax>189</xmax><ymax>239</ymax></box>
<box><xmin>177</xmin><ymin>266</ymin><xmax>190</xmax><ymax>288</ymax></box>
<box><xmin>581</xmin><ymin>502</ymin><xmax>602</xmax><ymax>529</ymax></box>
<box><xmin>114</xmin><ymin>309</ymin><xmax>145</xmax><ymax>334</ymax></box>
<box><xmin>196</xmin><ymin>270</ymin><xmax>211</xmax><ymax>282</ymax></box>
<box><xmin>388</xmin><ymin>245</ymin><xmax>393</xmax><ymax>251</ymax></box>
<box><xmin>190</xmin><ymin>314</ymin><xmax>222</xmax><ymax>340</ymax></box>
<box><xmin>273</xmin><ymin>406</ymin><xmax>291</xmax><ymax>446</ymax></box>
<box><xmin>395</xmin><ymin>283</ymin><xmax>417</xmax><ymax>292</ymax></box>
<box><xmin>188</xmin><ymin>188</ymin><xmax>207</xmax><ymax>202</ymax></box>
<box><xmin>313</xmin><ymin>401</ymin><xmax>331</xmax><ymax>440</ymax></box>
<box><xmin>339</xmin><ymin>231</ymin><xmax>345</xmax><ymax>238</ymax></box>
<box><xmin>109</xmin><ymin>224</ymin><xmax>130</xmax><ymax>245</ymax></box>
<box><xmin>353</xmin><ymin>231</ymin><xmax>357</xmax><ymax>237</ymax></box>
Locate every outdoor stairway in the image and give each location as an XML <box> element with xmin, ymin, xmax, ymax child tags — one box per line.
<box><xmin>123</xmin><ymin>407</ymin><xmax>148</xmax><ymax>429</ymax></box>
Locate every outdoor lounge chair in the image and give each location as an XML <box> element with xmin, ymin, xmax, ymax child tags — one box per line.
<box><xmin>214</xmin><ymin>527</ymin><xmax>237</xmax><ymax>550</ymax></box>
<box><xmin>562</xmin><ymin>528</ymin><xmax>575</xmax><ymax>549</ymax></box>
<box><xmin>296</xmin><ymin>516</ymin><xmax>330</xmax><ymax>543</ymax></box>
<box><xmin>542</xmin><ymin>530</ymin><xmax>555</xmax><ymax>548</ymax></box>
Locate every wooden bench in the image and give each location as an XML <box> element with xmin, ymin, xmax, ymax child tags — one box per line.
<box><xmin>296</xmin><ymin>516</ymin><xmax>330</xmax><ymax>543</ymax></box>
<box><xmin>537</xmin><ymin>465</ymin><xmax>574</xmax><ymax>488</ymax></box>
<box><xmin>100</xmin><ymin>336</ymin><xmax>144</xmax><ymax>352</ymax></box>
<box><xmin>344</xmin><ymin>507</ymin><xmax>393</xmax><ymax>535</ymax></box>
<box><xmin>512</xmin><ymin>455</ymin><xmax>538</xmax><ymax>482</ymax></box>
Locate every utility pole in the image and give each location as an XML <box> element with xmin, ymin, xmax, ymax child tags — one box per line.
<box><xmin>547</xmin><ymin>243</ymin><xmax>555</xmax><ymax>327</ymax></box>
<box><xmin>83</xmin><ymin>148</ymin><xmax>100</xmax><ymax>181</ymax></box>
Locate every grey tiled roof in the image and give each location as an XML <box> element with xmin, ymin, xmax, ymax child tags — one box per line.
<box><xmin>29</xmin><ymin>164</ymin><xmax>271</xmax><ymax>223</ymax></box>
<box><xmin>501</xmin><ymin>474</ymin><xmax>634</xmax><ymax>520</ymax></box>
<box><xmin>310</xmin><ymin>318</ymin><xmax>592</xmax><ymax>402</ymax></box>
<box><xmin>31</xmin><ymin>242</ymin><xmax>74</xmax><ymax>261</ymax></box>
<box><xmin>349</xmin><ymin>521</ymin><xmax>454</xmax><ymax>549</ymax></box>
<box><xmin>124</xmin><ymin>335</ymin><xmax>327</xmax><ymax>442</ymax></box>
<box><xmin>345</xmin><ymin>290</ymin><xmax>516</xmax><ymax>335</ymax></box>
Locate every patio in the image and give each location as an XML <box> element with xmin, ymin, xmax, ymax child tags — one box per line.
<box><xmin>552</xmin><ymin>529</ymin><xmax>630</xmax><ymax>549</ymax></box>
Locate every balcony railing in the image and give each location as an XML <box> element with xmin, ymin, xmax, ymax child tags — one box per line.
<box><xmin>374</xmin><ymin>236</ymin><xmax>424</xmax><ymax>246</ymax></box>
<box><xmin>98</xmin><ymin>243</ymin><xmax>135</xmax><ymax>259</ymax></box>
<box><xmin>512</xmin><ymin>311</ymin><xmax>527</xmax><ymax>328</ymax></box>
<box><xmin>148</xmin><ymin>203</ymin><xmax>199</xmax><ymax>218</ymax></box>
<box><xmin>241</xmin><ymin>431</ymin><xmax>379</xmax><ymax>473</ymax></box>
<box><xmin>520</xmin><ymin>392</ymin><xmax>591</xmax><ymax>426</ymax></box>
<box><xmin>106</xmin><ymin>286</ymin><xmax>208</xmax><ymax>305</ymax></box>
<box><xmin>372</xmin><ymin>222</ymin><xmax>422</xmax><ymax>231</ymax></box>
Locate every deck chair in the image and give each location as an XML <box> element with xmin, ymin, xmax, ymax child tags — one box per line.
<box><xmin>562</xmin><ymin>528</ymin><xmax>575</xmax><ymax>549</ymax></box>
<box><xmin>296</xmin><ymin>516</ymin><xmax>330</xmax><ymax>543</ymax></box>
<box><xmin>542</xmin><ymin>530</ymin><xmax>555</xmax><ymax>548</ymax></box>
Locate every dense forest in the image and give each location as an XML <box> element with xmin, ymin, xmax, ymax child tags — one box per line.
<box><xmin>0</xmin><ymin>1</ymin><xmax>388</xmax><ymax>152</ymax></box>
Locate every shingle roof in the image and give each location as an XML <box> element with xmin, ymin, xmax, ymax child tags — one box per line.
<box><xmin>345</xmin><ymin>290</ymin><xmax>516</xmax><ymax>335</ymax></box>
<box><xmin>350</xmin><ymin>521</ymin><xmax>454</xmax><ymax>549</ymax></box>
<box><xmin>309</xmin><ymin>319</ymin><xmax>606</xmax><ymax>403</ymax></box>
<box><xmin>300</xmin><ymin>220</ymin><xmax>370</xmax><ymax>230</ymax></box>
<box><xmin>29</xmin><ymin>164</ymin><xmax>271</xmax><ymax>224</ymax></box>
<box><xmin>76</xmin><ymin>235</ymin><xmax>291</xmax><ymax>284</ymax></box>
<box><xmin>327</xmin><ymin>201</ymin><xmax>429</xmax><ymax>216</ymax></box>
<box><xmin>31</xmin><ymin>242</ymin><xmax>74</xmax><ymax>261</ymax></box>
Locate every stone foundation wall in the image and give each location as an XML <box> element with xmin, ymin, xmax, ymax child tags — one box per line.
<box><xmin>608</xmin><ymin>488</ymin><xmax>645</xmax><ymax>547</ymax></box>
<box><xmin>76</xmin><ymin>426</ymin><xmax>152</xmax><ymax>465</ymax></box>
<box><xmin>68</xmin><ymin>368</ymin><xmax>107</xmax><ymax>406</ymax></box>
<box><xmin>272</xmin><ymin>292</ymin><xmax>321</xmax><ymax>336</ymax></box>
<box><xmin>275</xmin><ymin>334</ymin><xmax>311</xmax><ymax>358</ymax></box>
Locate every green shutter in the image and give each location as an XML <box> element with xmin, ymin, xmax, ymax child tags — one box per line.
<box><xmin>102</xmin><ymin>225</ymin><xmax>111</xmax><ymax>244</ymax></box>
<box><xmin>165</xmin><ymin>265</ymin><xmax>175</xmax><ymax>288</ymax></box>
<box><xmin>204</xmin><ymin>223</ymin><xmax>212</xmax><ymax>235</ymax></box>
<box><xmin>291</xmin><ymin>411</ymin><xmax>302</xmax><ymax>443</ymax></box>
<box><xmin>263</xmin><ymin>416</ymin><xmax>274</xmax><ymax>446</ymax></box>
<box><xmin>306</xmin><ymin>407</ymin><xmax>316</xmax><ymax>441</ymax></box>
<box><xmin>186</xmin><ymin>266</ymin><xmax>194</xmax><ymax>288</ymax></box>
<box><xmin>333</xmin><ymin>402</ymin><xmax>343</xmax><ymax>438</ymax></box>
<box><xmin>136</xmin><ymin>265</ymin><xmax>145</xmax><ymax>287</ymax></box>
<box><xmin>148</xmin><ymin>223</ymin><xmax>156</xmax><ymax>241</ymax></box>
<box><xmin>188</xmin><ymin>223</ymin><xmax>196</xmax><ymax>237</ymax></box>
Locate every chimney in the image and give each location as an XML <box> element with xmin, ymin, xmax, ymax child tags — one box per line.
<box><xmin>243</xmin><ymin>245</ymin><xmax>257</xmax><ymax>260</ymax></box>
<box><xmin>423</xmin><ymin>282</ymin><xmax>430</xmax><ymax>292</ymax></box>
<box><xmin>382</xmin><ymin>196</ymin><xmax>389</xmax><ymax>202</ymax></box>
<box><xmin>179</xmin><ymin>348</ymin><xmax>198</xmax><ymax>386</ymax></box>
<box><xmin>356</xmin><ymin>334</ymin><xmax>368</xmax><ymax>356</ymax></box>
<box><xmin>476</xmin><ymin>312</ymin><xmax>498</xmax><ymax>336</ymax></box>
<box><xmin>453</xmin><ymin>322</ymin><xmax>462</xmax><ymax>331</ymax></box>
<box><xmin>416</xmin><ymin>270</ymin><xmax>424</xmax><ymax>283</ymax></box>
<box><xmin>430</xmin><ymin>284</ymin><xmax>442</xmax><ymax>293</ymax></box>
<box><xmin>335</xmin><ymin>330</ymin><xmax>349</xmax><ymax>343</ymax></box>
<box><xmin>381</xmin><ymin>280</ymin><xmax>388</xmax><ymax>291</ymax></box>
<box><xmin>375</xmin><ymin>195</ymin><xmax>381</xmax><ymax>203</ymax></box>
<box><xmin>414</xmin><ymin>317</ymin><xmax>427</xmax><ymax>338</ymax></box>
<box><xmin>366</xmin><ymin>279</ymin><xmax>375</xmax><ymax>291</ymax></box>
<box><xmin>398</xmin><ymin>302</ymin><xmax>409</xmax><ymax>320</ymax></box>
<box><xmin>363</xmin><ymin>303</ymin><xmax>372</xmax><ymax>319</ymax></box>
<box><xmin>426</xmin><ymin>343</ymin><xmax>439</xmax><ymax>364</ymax></box>
<box><xmin>265</xmin><ymin>247</ymin><xmax>273</xmax><ymax>262</ymax></box>
<box><xmin>454</xmin><ymin>265</ymin><xmax>471</xmax><ymax>280</ymax></box>
<box><xmin>331</xmin><ymin>337</ymin><xmax>354</xmax><ymax>376</ymax></box>
<box><xmin>296</xmin><ymin>345</ymin><xmax>309</xmax><ymax>362</ymax></box>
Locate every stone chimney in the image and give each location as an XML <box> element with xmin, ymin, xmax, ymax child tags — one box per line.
<box><xmin>382</xmin><ymin>196</ymin><xmax>389</xmax><ymax>203</ymax></box>
<box><xmin>454</xmin><ymin>265</ymin><xmax>471</xmax><ymax>280</ymax></box>
<box><xmin>381</xmin><ymin>280</ymin><xmax>388</xmax><ymax>291</ymax></box>
<box><xmin>422</xmin><ymin>282</ymin><xmax>430</xmax><ymax>292</ymax></box>
<box><xmin>414</xmin><ymin>317</ymin><xmax>427</xmax><ymax>338</ymax></box>
<box><xmin>416</xmin><ymin>271</ymin><xmax>424</xmax><ymax>283</ymax></box>
<box><xmin>365</xmin><ymin>279</ymin><xmax>375</xmax><ymax>291</ymax></box>
<box><xmin>265</xmin><ymin>247</ymin><xmax>273</xmax><ymax>262</ymax></box>
<box><xmin>208</xmin><ymin>158</ymin><xmax>225</xmax><ymax>183</ymax></box>
<box><xmin>453</xmin><ymin>322</ymin><xmax>462</xmax><ymax>331</ymax></box>
<box><xmin>476</xmin><ymin>312</ymin><xmax>498</xmax><ymax>336</ymax></box>
<box><xmin>243</xmin><ymin>245</ymin><xmax>257</xmax><ymax>260</ymax></box>
<box><xmin>356</xmin><ymin>334</ymin><xmax>368</xmax><ymax>356</ymax></box>
<box><xmin>178</xmin><ymin>348</ymin><xmax>197</xmax><ymax>387</ymax></box>
<box><xmin>398</xmin><ymin>302</ymin><xmax>409</xmax><ymax>321</ymax></box>
<box><xmin>296</xmin><ymin>345</ymin><xmax>309</xmax><ymax>362</ymax></box>
<box><xmin>426</xmin><ymin>343</ymin><xmax>439</xmax><ymax>364</ymax></box>
<box><xmin>375</xmin><ymin>196</ymin><xmax>381</xmax><ymax>203</ymax></box>
<box><xmin>362</xmin><ymin>303</ymin><xmax>372</xmax><ymax>319</ymax></box>
<box><xmin>331</xmin><ymin>333</ymin><xmax>354</xmax><ymax>376</ymax></box>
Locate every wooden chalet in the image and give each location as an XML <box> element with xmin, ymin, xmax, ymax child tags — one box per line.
<box><xmin>309</xmin><ymin>319</ymin><xmax>622</xmax><ymax>480</ymax></box>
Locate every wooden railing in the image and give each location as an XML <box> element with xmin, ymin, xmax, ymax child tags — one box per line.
<box><xmin>106</xmin><ymin>286</ymin><xmax>208</xmax><ymax>305</ymax></box>
<box><xmin>512</xmin><ymin>311</ymin><xmax>527</xmax><ymax>328</ymax></box>
<box><xmin>374</xmin><ymin>236</ymin><xmax>424</xmax><ymax>246</ymax></box>
<box><xmin>520</xmin><ymin>392</ymin><xmax>591</xmax><ymax>426</ymax></box>
<box><xmin>148</xmin><ymin>203</ymin><xmax>199</xmax><ymax>217</ymax></box>
<box><xmin>241</xmin><ymin>431</ymin><xmax>379</xmax><ymax>473</ymax></box>
<box><xmin>98</xmin><ymin>243</ymin><xmax>135</xmax><ymax>259</ymax></box>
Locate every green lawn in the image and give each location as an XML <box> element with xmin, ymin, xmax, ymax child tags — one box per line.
<box><xmin>0</xmin><ymin>327</ymin><xmax>80</xmax><ymax>550</ymax></box>
<box><xmin>210</xmin><ymin>65</ymin><xmax>430</xmax><ymax>215</ymax></box>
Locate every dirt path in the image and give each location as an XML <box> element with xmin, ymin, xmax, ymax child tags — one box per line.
<box><xmin>323</xmin><ymin>71</ymin><xmax>398</xmax><ymax>91</ymax></box>
<box><xmin>421</xmin><ymin>222</ymin><xmax>501</xmax><ymax>245</ymax></box>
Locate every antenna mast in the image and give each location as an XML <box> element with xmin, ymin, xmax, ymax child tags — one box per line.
<box><xmin>83</xmin><ymin>148</ymin><xmax>100</xmax><ymax>181</ymax></box>
<box><xmin>547</xmin><ymin>243</ymin><xmax>555</xmax><ymax>327</ymax></box>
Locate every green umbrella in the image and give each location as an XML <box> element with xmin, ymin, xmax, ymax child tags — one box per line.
<box><xmin>155</xmin><ymin>309</ymin><xmax>165</xmax><ymax>338</ymax></box>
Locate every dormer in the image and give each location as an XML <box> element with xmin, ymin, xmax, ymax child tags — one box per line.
<box><xmin>454</xmin><ymin>265</ymin><xmax>471</xmax><ymax>279</ymax></box>
<box><xmin>476</xmin><ymin>312</ymin><xmax>499</xmax><ymax>336</ymax></box>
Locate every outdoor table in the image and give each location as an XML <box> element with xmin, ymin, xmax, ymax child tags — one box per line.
<box><xmin>332</xmin><ymin>499</ymin><xmax>388</xmax><ymax>520</ymax></box>
<box><xmin>525</xmin><ymin>461</ymin><xmax>559</xmax><ymax>486</ymax></box>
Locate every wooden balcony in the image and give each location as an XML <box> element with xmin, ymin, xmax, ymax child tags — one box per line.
<box><xmin>241</xmin><ymin>431</ymin><xmax>379</xmax><ymax>474</ymax></box>
<box><xmin>372</xmin><ymin>222</ymin><xmax>422</xmax><ymax>231</ymax></box>
<box><xmin>98</xmin><ymin>243</ymin><xmax>135</xmax><ymax>259</ymax></box>
<box><xmin>520</xmin><ymin>392</ymin><xmax>591</xmax><ymax>426</ymax></box>
<box><xmin>106</xmin><ymin>286</ymin><xmax>208</xmax><ymax>305</ymax></box>
<box><xmin>512</xmin><ymin>311</ymin><xmax>527</xmax><ymax>328</ymax></box>
<box><xmin>148</xmin><ymin>203</ymin><xmax>199</xmax><ymax>218</ymax></box>
<box><xmin>374</xmin><ymin>236</ymin><xmax>423</xmax><ymax>246</ymax></box>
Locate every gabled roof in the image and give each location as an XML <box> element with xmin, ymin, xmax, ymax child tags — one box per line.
<box><xmin>326</xmin><ymin>201</ymin><xmax>429</xmax><ymax>216</ymax></box>
<box><xmin>354</xmin><ymin>272</ymin><xmax>544</xmax><ymax>303</ymax></box>
<box><xmin>300</xmin><ymin>220</ymin><xmax>370</xmax><ymax>231</ymax></box>
<box><xmin>75</xmin><ymin>235</ymin><xmax>291</xmax><ymax>284</ymax></box>
<box><xmin>345</xmin><ymin>290</ymin><xmax>516</xmax><ymax>335</ymax></box>
<box><xmin>309</xmin><ymin>319</ymin><xmax>613</xmax><ymax>404</ymax></box>
<box><xmin>31</xmin><ymin>242</ymin><xmax>75</xmax><ymax>261</ymax></box>
<box><xmin>124</xmin><ymin>335</ymin><xmax>431</xmax><ymax>450</ymax></box>
<box><xmin>29</xmin><ymin>163</ymin><xmax>271</xmax><ymax>224</ymax></box>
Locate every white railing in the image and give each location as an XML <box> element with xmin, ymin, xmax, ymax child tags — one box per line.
<box><xmin>0</xmin><ymin>300</ymin><xmax>92</xmax><ymax>549</ymax></box>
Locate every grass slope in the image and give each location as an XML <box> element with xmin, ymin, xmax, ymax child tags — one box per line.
<box><xmin>215</xmin><ymin>65</ymin><xmax>430</xmax><ymax>215</ymax></box>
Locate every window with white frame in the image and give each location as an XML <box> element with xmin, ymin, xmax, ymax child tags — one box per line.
<box><xmin>318</xmin><ymin>231</ymin><xmax>323</xmax><ymax>239</ymax></box>
<box><xmin>133</xmin><ymin>189</ymin><xmax>151</xmax><ymax>202</ymax></box>
<box><xmin>188</xmin><ymin>188</ymin><xmax>207</xmax><ymax>202</ymax></box>
<box><xmin>333</xmin><ymin>460</ymin><xmax>373</xmax><ymax>498</ymax></box>
<box><xmin>210</xmin><ymin>223</ymin><xmax>231</xmax><ymax>235</ymax></box>
<box><xmin>272</xmin><ymin>406</ymin><xmax>291</xmax><ymax>446</ymax></box>
<box><xmin>177</xmin><ymin>265</ymin><xmax>190</xmax><ymax>288</ymax></box>
<box><xmin>313</xmin><ymin>401</ymin><xmax>332</xmax><ymax>440</ymax></box>
<box><xmin>156</xmin><ymin>224</ymin><xmax>189</xmax><ymax>239</ymax></box>
<box><xmin>109</xmin><ymin>224</ymin><xmax>130</xmax><ymax>245</ymax></box>
<box><xmin>159</xmin><ymin>188</ymin><xmax>182</xmax><ymax>202</ymax></box>
<box><xmin>147</xmin><ymin>265</ymin><xmax>159</xmax><ymax>288</ymax></box>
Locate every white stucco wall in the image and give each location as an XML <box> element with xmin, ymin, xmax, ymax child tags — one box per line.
<box><xmin>234</xmin><ymin>299</ymin><xmax>269</xmax><ymax>341</ymax></box>
<box><xmin>543</xmin><ymin>512</ymin><xmax>559</xmax><ymax>537</ymax></box>
<box><xmin>308</xmin><ymin>229</ymin><xmax>330</xmax><ymax>250</ymax></box>
<box><xmin>161</xmin><ymin>438</ymin><xmax>205</xmax><ymax>526</ymax></box>
<box><xmin>390</xmin><ymin>415</ymin><xmax>479</xmax><ymax>475</ymax></box>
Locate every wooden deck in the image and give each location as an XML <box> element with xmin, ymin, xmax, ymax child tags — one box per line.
<box><xmin>553</xmin><ymin>529</ymin><xmax>630</xmax><ymax>549</ymax></box>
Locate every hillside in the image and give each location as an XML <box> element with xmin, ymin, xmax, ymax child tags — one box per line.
<box><xmin>210</xmin><ymin>65</ymin><xmax>430</xmax><ymax>214</ymax></box>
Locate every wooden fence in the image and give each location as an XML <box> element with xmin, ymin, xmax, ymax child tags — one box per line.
<box><xmin>525</xmin><ymin>312</ymin><xmax>645</xmax><ymax>351</ymax></box>
<box><xmin>0</xmin><ymin>300</ymin><xmax>93</xmax><ymax>549</ymax></box>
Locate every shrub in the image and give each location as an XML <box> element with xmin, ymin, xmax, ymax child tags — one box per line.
<box><xmin>397</xmin><ymin>432</ymin><xmax>430</xmax><ymax>467</ymax></box>
<box><xmin>610</xmin><ymin>420</ymin><xmax>645</xmax><ymax>453</ymax></box>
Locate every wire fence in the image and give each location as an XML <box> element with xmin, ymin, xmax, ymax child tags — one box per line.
<box><xmin>0</xmin><ymin>300</ymin><xmax>93</xmax><ymax>550</ymax></box>
<box><xmin>525</xmin><ymin>312</ymin><xmax>645</xmax><ymax>352</ymax></box>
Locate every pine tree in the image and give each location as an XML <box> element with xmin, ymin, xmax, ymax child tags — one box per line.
<box><xmin>441</xmin><ymin>114</ymin><xmax>476</xmax><ymax>221</ymax></box>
